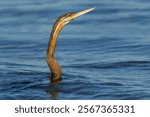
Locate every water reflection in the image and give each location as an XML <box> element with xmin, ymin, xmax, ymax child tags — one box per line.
<box><xmin>47</xmin><ymin>80</ymin><xmax>62</xmax><ymax>100</ymax></box>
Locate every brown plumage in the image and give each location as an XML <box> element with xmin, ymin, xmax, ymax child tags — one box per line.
<box><xmin>46</xmin><ymin>8</ymin><xmax>95</xmax><ymax>82</ymax></box>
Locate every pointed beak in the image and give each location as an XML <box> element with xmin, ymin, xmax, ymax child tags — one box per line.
<box><xmin>70</xmin><ymin>7</ymin><xmax>95</xmax><ymax>20</ymax></box>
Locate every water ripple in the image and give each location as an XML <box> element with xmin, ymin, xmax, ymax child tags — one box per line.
<box><xmin>67</xmin><ymin>60</ymin><xmax>150</xmax><ymax>69</ymax></box>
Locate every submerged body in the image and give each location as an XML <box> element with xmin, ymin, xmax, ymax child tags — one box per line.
<box><xmin>46</xmin><ymin>8</ymin><xmax>95</xmax><ymax>82</ymax></box>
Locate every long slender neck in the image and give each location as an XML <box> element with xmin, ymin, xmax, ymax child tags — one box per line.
<box><xmin>47</xmin><ymin>22</ymin><xmax>63</xmax><ymax>58</ymax></box>
<box><xmin>46</xmin><ymin>21</ymin><xmax>64</xmax><ymax>82</ymax></box>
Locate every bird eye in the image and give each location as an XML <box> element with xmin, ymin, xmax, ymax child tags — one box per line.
<box><xmin>68</xmin><ymin>14</ymin><xmax>71</xmax><ymax>17</ymax></box>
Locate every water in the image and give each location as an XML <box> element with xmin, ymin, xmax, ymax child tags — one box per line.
<box><xmin>0</xmin><ymin>0</ymin><xmax>150</xmax><ymax>99</ymax></box>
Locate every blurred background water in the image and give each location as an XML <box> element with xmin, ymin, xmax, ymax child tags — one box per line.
<box><xmin>0</xmin><ymin>0</ymin><xmax>150</xmax><ymax>99</ymax></box>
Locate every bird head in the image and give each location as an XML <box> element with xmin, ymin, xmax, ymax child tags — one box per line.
<box><xmin>55</xmin><ymin>8</ymin><xmax>95</xmax><ymax>28</ymax></box>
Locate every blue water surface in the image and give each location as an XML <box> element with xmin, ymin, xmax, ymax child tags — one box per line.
<box><xmin>0</xmin><ymin>0</ymin><xmax>150</xmax><ymax>99</ymax></box>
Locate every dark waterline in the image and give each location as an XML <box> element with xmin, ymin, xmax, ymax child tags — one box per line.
<box><xmin>0</xmin><ymin>0</ymin><xmax>150</xmax><ymax>99</ymax></box>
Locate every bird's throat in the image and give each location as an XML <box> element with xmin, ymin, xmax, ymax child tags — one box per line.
<box><xmin>47</xmin><ymin>22</ymin><xmax>63</xmax><ymax>58</ymax></box>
